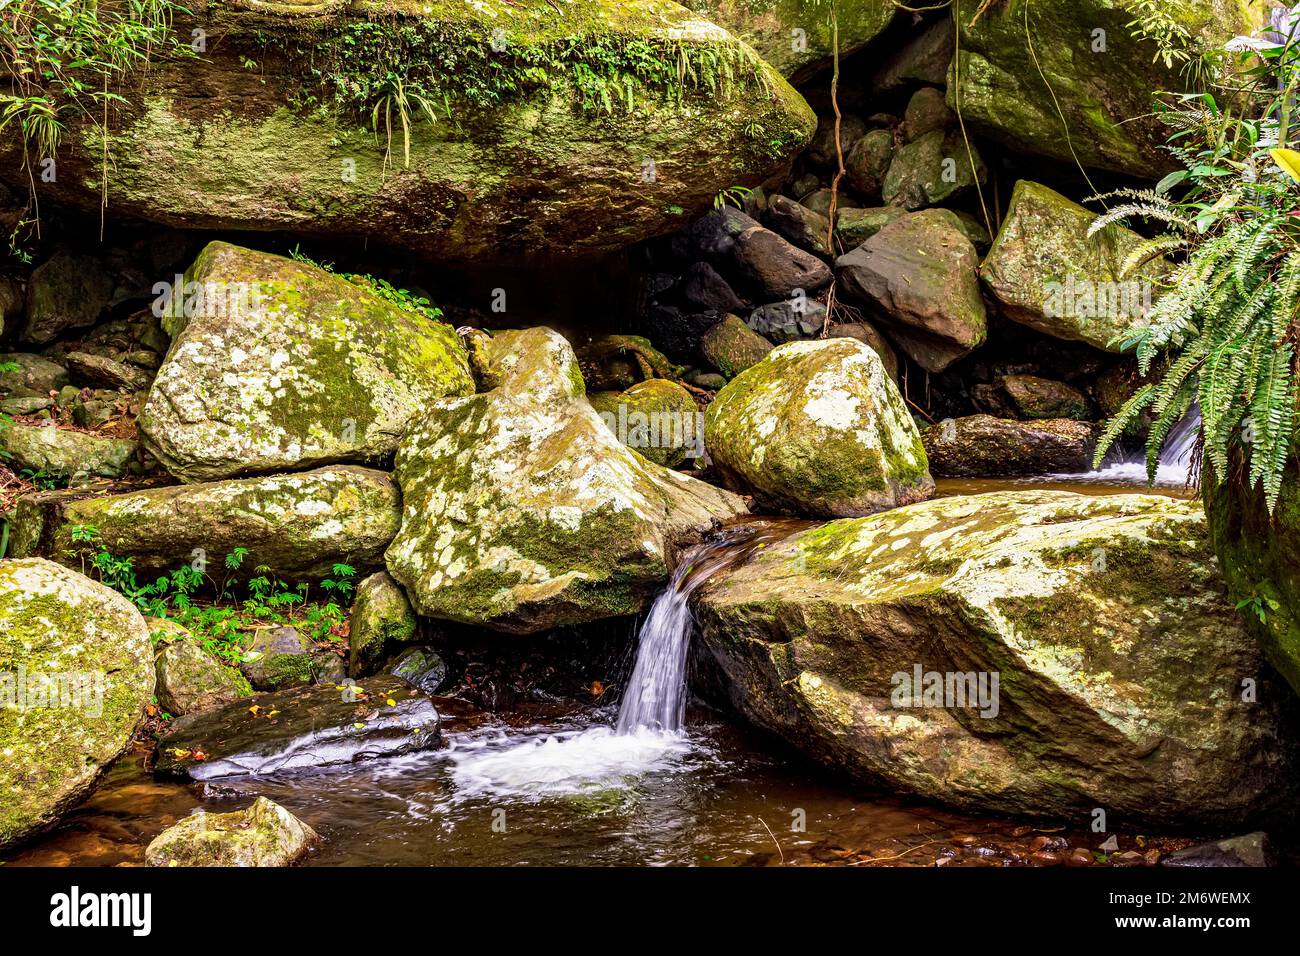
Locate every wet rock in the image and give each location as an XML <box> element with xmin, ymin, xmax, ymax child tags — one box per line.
<box><xmin>63</xmin><ymin>351</ymin><xmax>152</xmax><ymax>392</ymax></box>
<box><xmin>836</xmin><ymin>209</ymin><xmax>987</xmax><ymax>372</ymax></box>
<box><xmin>922</xmin><ymin>415</ymin><xmax>1097</xmax><ymax>476</ymax></box>
<box><xmin>763</xmin><ymin>195</ymin><xmax>831</xmax><ymax>255</ymax></box>
<box><xmin>21</xmin><ymin>250</ymin><xmax>113</xmax><ymax>344</ymax></box>
<box><xmin>882</xmin><ymin>129</ymin><xmax>986</xmax><ymax>210</ymax></box>
<box><xmin>348</xmin><ymin>572</ymin><xmax>418</xmax><ymax>677</ymax></box>
<box><xmin>835</xmin><ymin>205</ymin><xmax>908</xmax><ymax>250</ymax></box>
<box><xmin>8</xmin><ymin>465</ymin><xmax>400</xmax><ymax>581</ymax></box>
<box><xmin>154</xmin><ymin>678</ymin><xmax>442</xmax><ymax>781</ymax></box>
<box><xmin>684</xmin><ymin>207</ymin><xmax>832</xmax><ymax>299</ymax></box>
<box><xmin>0</xmin><ymin>559</ymin><xmax>155</xmax><ymax>850</ymax></box>
<box><xmin>589</xmin><ymin>378</ymin><xmax>702</xmax><ymax>468</ymax></box>
<box><xmin>239</xmin><ymin>627</ymin><xmax>337</xmax><ymax>692</ymax></box>
<box><xmin>1161</xmin><ymin>832</ymin><xmax>1276</xmax><ymax>868</ymax></box>
<box><xmin>0</xmin><ymin>422</ymin><xmax>137</xmax><ymax>480</ymax></box>
<box><xmin>846</xmin><ymin>129</ymin><xmax>895</xmax><ymax>200</ymax></box>
<box><xmin>748</xmin><ymin>299</ymin><xmax>828</xmax><ymax>344</ymax></box>
<box><xmin>997</xmin><ymin>374</ymin><xmax>1092</xmax><ymax>420</ymax></box>
<box><xmin>146</xmin><ymin>796</ymin><xmax>319</xmax><ymax>867</ymax></box>
<box><xmin>705</xmin><ymin>338</ymin><xmax>933</xmax><ymax>517</ymax></box>
<box><xmin>695</xmin><ymin>491</ymin><xmax>1299</xmax><ymax>825</ymax></box>
<box><xmin>980</xmin><ymin>180</ymin><xmax>1168</xmax><ymax>350</ymax></box>
<box><xmin>682</xmin><ymin>262</ymin><xmax>746</xmax><ymax>313</ymax></box>
<box><xmin>701</xmin><ymin>314</ymin><xmax>775</xmax><ymax>379</ymax></box>
<box><xmin>902</xmin><ymin>86</ymin><xmax>955</xmax><ymax>141</ymax></box>
<box><xmin>389</xmin><ymin>647</ymin><xmax>449</xmax><ymax>696</ymax></box>
<box><xmin>139</xmin><ymin>242</ymin><xmax>474</xmax><ymax>483</ymax></box>
<box><xmin>385</xmin><ymin>328</ymin><xmax>746</xmax><ymax>634</ymax></box>
<box><xmin>151</xmin><ymin>618</ymin><xmax>253</xmax><ymax>716</ymax></box>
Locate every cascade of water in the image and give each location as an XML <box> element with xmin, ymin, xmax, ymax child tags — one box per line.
<box><xmin>1050</xmin><ymin>405</ymin><xmax>1202</xmax><ymax>484</ymax></box>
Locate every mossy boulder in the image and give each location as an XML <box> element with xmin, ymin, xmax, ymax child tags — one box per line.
<box><xmin>997</xmin><ymin>374</ymin><xmax>1092</xmax><ymax>420</ymax></box>
<box><xmin>20</xmin><ymin>250</ymin><xmax>113</xmax><ymax>345</ymax></box>
<box><xmin>145</xmin><ymin>797</ymin><xmax>319</xmax><ymax>867</ymax></box>
<box><xmin>835</xmin><ymin>205</ymin><xmax>907</xmax><ymax>249</ymax></box>
<box><xmin>923</xmin><ymin>414</ymin><xmax>1097</xmax><ymax>477</ymax></box>
<box><xmin>845</xmin><ymin>128</ymin><xmax>895</xmax><ymax>200</ymax></box>
<box><xmin>151</xmin><ymin>618</ymin><xmax>253</xmax><ymax>716</ymax></box>
<box><xmin>588</xmin><ymin>378</ymin><xmax>702</xmax><ymax>468</ymax></box>
<box><xmin>948</xmin><ymin>0</ymin><xmax>1260</xmax><ymax>177</ymax></box>
<box><xmin>139</xmin><ymin>242</ymin><xmax>474</xmax><ymax>482</ymax></box>
<box><xmin>695</xmin><ymin>491</ymin><xmax>1299</xmax><ymax>825</ymax></box>
<box><xmin>980</xmin><ymin>181</ymin><xmax>1168</xmax><ymax>351</ymax></box>
<box><xmin>348</xmin><ymin>572</ymin><xmax>419</xmax><ymax>677</ymax></box>
<box><xmin>0</xmin><ymin>353</ymin><xmax>70</xmax><ymax>395</ymax></box>
<box><xmin>0</xmin><ymin>559</ymin><xmax>155</xmax><ymax>850</ymax></box>
<box><xmin>0</xmin><ymin>422</ymin><xmax>138</xmax><ymax>481</ymax></box>
<box><xmin>385</xmin><ymin>327</ymin><xmax>747</xmax><ymax>633</ymax></box>
<box><xmin>700</xmin><ymin>314</ymin><xmax>775</xmax><ymax>380</ymax></box>
<box><xmin>7</xmin><ymin>465</ymin><xmax>400</xmax><ymax>582</ymax></box>
<box><xmin>5</xmin><ymin>1</ymin><xmax>815</xmax><ymax>263</ymax></box>
<box><xmin>705</xmin><ymin>338</ymin><xmax>934</xmax><ymax>517</ymax></box>
<box><xmin>881</xmin><ymin>128</ymin><xmax>986</xmax><ymax>211</ymax></box>
<box><xmin>836</xmin><ymin>209</ymin><xmax>987</xmax><ymax>372</ymax></box>
<box><xmin>239</xmin><ymin>626</ymin><xmax>336</xmax><ymax>691</ymax></box>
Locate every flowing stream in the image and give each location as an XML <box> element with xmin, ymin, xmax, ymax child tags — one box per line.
<box><xmin>1044</xmin><ymin>406</ymin><xmax>1202</xmax><ymax>487</ymax></box>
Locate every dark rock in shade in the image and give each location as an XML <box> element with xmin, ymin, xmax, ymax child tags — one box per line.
<box><xmin>1161</xmin><ymin>833</ymin><xmax>1277</xmax><ymax>868</ymax></box>
<box><xmin>0</xmin><ymin>275</ymin><xmax>22</xmax><ymax>335</ymax></box>
<box><xmin>827</xmin><ymin>320</ymin><xmax>898</xmax><ymax>380</ymax></box>
<box><xmin>902</xmin><ymin>86</ymin><xmax>955</xmax><ymax>141</ymax></box>
<box><xmin>997</xmin><ymin>374</ymin><xmax>1092</xmax><ymax>420</ymax></box>
<box><xmin>145</xmin><ymin>796</ymin><xmax>319</xmax><ymax>867</ymax></box>
<box><xmin>63</xmin><ymin>351</ymin><xmax>152</xmax><ymax>392</ymax></box>
<box><xmin>681</xmin><ymin>262</ymin><xmax>746</xmax><ymax>313</ymax></box>
<box><xmin>805</xmin><ymin>113</ymin><xmax>869</xmax><ymax>167</ymax></box>
<box><xmin>800</xmin><ymin>188</ymin><xmax>862</xmax><ymax>218</ymax></box>
<box><xmin>389</xmin><ymin>647</ymin><xmax>450</xmax><ymax>696</ymax></box>
<box><xmin>845</xmin><ymin>129</ymin><xmax>895</xmax><ymax>200</ymax></box>
<box><xmin>836</xmin><ymin>209</ymin><xmax>987</xmax><ymax>372</ymax></box>
<box><xmin>348</xmin><ymin>572</ymin><xmax>418</xmax><ymax>677</ymax></box>
<box><xmin>763</xmin><ymin>195</ymin><xmax>831</xmax><ymax>255</ymax></box>
<box><xmin>923</xmin><ymin>415</ymin><xmax>1098</xmax><ymax>476</ymax></box>
<box><xmin>636</xmin><ymin>305</ymin><xmax>720</xmax><ymax>362</ymax></box>
<box><xmin>685</xmin><ymin>207</ymin><xmax>832</xmax><ymax>299</ymax></box>
<box><xmin>701</xmin><ymin>315</ymin><xmax>775</xmax><ymax>379</ymax></box>
<box><xmin>21</xmin><ymin>250</ymin><xmax>113</xmax><ymax>344</ymax></box>
<box><xmin>872</xmin><ymin>16</ymin><xmax>953</xmax><ymax>92</ymax></box>
<box><xmin>747</xmin><ymin>299</ymin><xmax>828</xmax><ymax>343</ymax></box>
<box><xmin>882</xmin><ymin>128</ymin><xmax>986</xmax><ymax>210</ymax></box>
<box><xmin>835</xmin><ymin>205</ymin><xmax>908</xmax><ymax>250</ymax></box>
<box><xmin>0</xmin><ymin>353</ymin><xmax>69</xmax><ymax>394</ymax></box>
<box><xmin>154</xmin><ymin>678</ymin><xmax>443</xmax><ymax>781</ymax></box>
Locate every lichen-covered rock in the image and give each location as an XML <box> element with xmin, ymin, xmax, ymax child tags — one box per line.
<box><xmin>981</xmin><ymin>181</ymin><xmax>1167</xmax><ymax>351</ymax></box>
<box><xmin>138</xmin><ymin>242</ymin><xmax>473</xmax><ymax>482</ymax></box>
<box><xmin>701</xmin><ymin>314</ymin><xmax>775</xmax><ymax>380</ymax></box>
<box><xmin>923</xmin><ymin>415</ymin><xmax>1097</xmax><ymax>477</ymax></box>
<box><xmin>151</xmin><ymin>618</ymin><xmax>253</xmax><ymax>716</ymax></box>
<box><xmin>705</xmin><ymin>338</ymin><xmax>933</xmax><ymax>517</ymax></box>
<box><xmin>348</xmin><ymin>572</ymin><xmax>418</xmax><ymax>676</ymax></box>
<box><xmin>7</xmin><ymin>465</ymin><xmax>400</xmax><ymax>581</ymax></box>
<box><xmin>836</xmin><ymin>209</ymin><xmax>987</xmax><ymax>372</ymax></box>
<box><xmin>588</xmin><ymin>378</ymin><xmax>702</xmax><ymax>468</ymax></box>
<box><xmin>20</xmin><ymin>250</ymin><xmax>113</xmax><ymax>345</ymax></box>
<box><xmin>828</xmin><ymin>320</ymin><xmax>898</xmax><ymax>380</ymax></box>
<box><xmin>997</xmin><ymin>374</ymin><xmax>1092</xmax><ymax>420</ymax></box>
<box><xmin>695</xmin><ymin>491</ymin><xmax>1299</xmax><ymax>825</ymax></box>
<box><xmin>948</xmin><ymin>0</ymin><xmax>1259</xmax><ymax>176</ymax></box>
<box><xmin>0</xmin><ymin>559</ymin><xmax>155</xmax><ymax>850</ymax></box>
<box><xmin>881</xmin><ymin>128</ymin><xmax>985</xmax><ymax>210</ymax></box>
<box><xmin>145</xmin><ymin>797</ymin><xmax>319</xmax><ymax>867</ymax></box>
<box><xmin>0</xmin><ymin>422</ymin><xmax>137</xmax><ymax>481</ymax></box>
<box><xmin>385</xmin><ymin>327</ymin><xmax>747</xmax><ymax>633</ymax></box>
<box><xmin>5</xmin><ymin>1</ymin><xmax>815</xmax><ymax>263</ymax></box>
<box><xmin>683</xmin><ymin>207</ymin><xmax>832</xmax><ymax>299</ymax></box>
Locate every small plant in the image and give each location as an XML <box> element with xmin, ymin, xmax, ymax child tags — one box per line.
<box><xmin>712</xmin><ymin>185</ymin><xmax>751</xmax><ymax>211</ymax></box>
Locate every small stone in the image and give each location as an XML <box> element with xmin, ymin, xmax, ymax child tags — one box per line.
<box><xmin>145</xmin><ymin>797</ymin><xmax>319</xmax><ymax>867</ymax></box>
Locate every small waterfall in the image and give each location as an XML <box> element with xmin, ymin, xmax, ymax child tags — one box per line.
<box><xmin>1050</xmin><ymin>406</ymin><xmax>1202</xmax><ymax>485</ymax></box>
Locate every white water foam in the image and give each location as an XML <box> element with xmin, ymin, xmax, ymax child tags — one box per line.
<box><xmin>1047</xmin><ymin>406</ymin><xmax>1201</xmax><ymax>486</ymax></box>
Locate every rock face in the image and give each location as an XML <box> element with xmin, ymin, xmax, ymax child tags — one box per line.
<box><xmin>0</xmin><ymin>422</ymin><xmax>137</xmax><ymax>480</ymax></box>
<box><xmin>386</xmin><ymin>327</ymin><xmax>747</xmax><ymax>633</ymax></box>
<box><xmin>980</xmin><ymin>181</ymin><xmax>1166</xmax><ymax>351</ymax></box>
<box><xmin>949</xmin><ymin>0</ymin><xmax>1258</xmax><ymax>177</ymax></box>
<box><xmin>155</xmin><ymin>678</ymin><xmax>442</xmax><ymax>780</ymax></box>
<box><xmin>145</xmin><ymin>797</ymin><xmax>319</xmax><ymax>867</ymax></box>
<box><xmin>923</xmin><ymin>415</ymin><xmax>1097</xmax><ymax>477</ymax></box>
<box><xmin>695</xmin><ymin>491</ymin><xmax>1298</xmax><ymax>825</ymax></box>
<box><xmin>138</xmin><ymin>242</ymin><xmax>474</xmax><ymax>482</ymax></box>
<box><xmin>705</xmin><ymin>338</ymin><xmax>933</xmax><ymax>517</ymax></box>
<box><xmin>348</xmin><ymin>572</ymin><xmax>419</xmax><ymax>676</ymax></box>
<box><xmin>836</xmin><ymin>209</ymin><xmax>987</xmax><ymax>372</ymax></box>
<box><xmin>152</xmin><ymin>619</ymin><xmax>253</xmax><ymax>716</ymax></box>
<box><xmin>8</xmin><ymin>465</ymin><xmax>401</xmax><ymax>581</ymax></box>
<box><xmin>6</xmin><ymin>1</ymin><xmax>815</xmax><ymax>263</ymax></box>
<box><xmin>588</xmin><ymin>378</ymin><xmax>702</xmax><ymax>468</ymax></box>
<box><xmin>0</xmin><ymin>559</ymin><xmax>155</xmax><ymax>850</ymax></box>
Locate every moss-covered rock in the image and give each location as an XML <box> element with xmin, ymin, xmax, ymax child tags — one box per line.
<box><xmin>980</xmin><ymin>181</ymin><xmax>1168</xmax><ymax>351</ymax></box>
<box><xmin>385</xmin><ymin>327</ymin><xmax>747</xmax><ymax>633</ymax></box>
<box><xmin>835</xmin><ymin>205</ymin><xmax>907</xmax><ymax>249</ymax></box>
<box><xmin>997</xmin><ymin>374</ymin><xmax>1092</xmax><ymax>420</ymax></box>
<box><xmin>881</xmin><ymin>128</ymin><xmax>986</xmax><ymax>211</ymax></box>
<box><xmin>0</xmin><ymin>559</ymin><xmax>155</xmax><ymax>850</ymax></box>
<box><xmin>695</xmin><ymin>491</ymin><xmax>1299</xmax><ymax>825</ymax></box>
<box><xmin>923</xmin><ymin>414</ymin><xmax>1097</xmax><ymax>476</ymax></box>
<box><xmin>700</xmin><ymin>314</ymin><xmax>775</xmax><ymax>380</ymax></box>
<box><xmin>589</xmin><ymin>378</ymin><xmax>702</xmax><ymax>468</ymax></box>
<box><xmin>20</xmin><ymin>251</ymin><xmax>113</xmax><ymax>345</ymax></box>
<box><xmin>7</xmin><ymin>465</ymin><xmax>400</xmax><ymax>582</ymax></box>
<box><xmin>705</xmin><ymin>338</ymin><xmax>933</xmax><ymax>517</ymax></box>
<box><xmin>948</xmin><ymin>0</ymin><xmax>1260</xmax><ymax>176</ymax></box>
<box><xmin>0</xmin><ymin>422</ymin><xmax>137</xmax><ymax>481</ymax></box>
<box><xmin>4</xmin><ymin>1</ymin><xmax>815</xmax><ymax>263</ymax></box>
<box><xmin>145</xmin><ymin>797</ymin><xmax>319</xmax><ymax>867</ymax></box>
<box><xmin>348</xmin><ymin>572</ymin><xmax>418</xmax><ymax>676</ymax></box>
<box><xmin>151</xmin><ymin>618</ymin><xmax>253</xmax><ymax>716</ymax></box>
<box><xmin>238</xmin><ymin>626</ymin><xmax>325</xmax><ymax>691</ymax></box>
<box><xmin>138</xmin><ymin>242</ymin><xmax>473</xmax><ymax>482</ymax></box>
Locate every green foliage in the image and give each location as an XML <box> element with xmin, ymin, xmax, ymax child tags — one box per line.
<box><xmin>712</xmin><ymin>185</ymin><xmax>751</xmax><ymax>211</ymax></box>
<box><xmin>1091</xmin><ymin>28</ymin><xmax>1300</xmax><ymax>512</ymax></box>
<box><xmin>1126</xmin><ymin>0</ymin><xmax>1223</xmax><ymax>87</ymax></box>
<box><xmin>288</xmin><ymin>246</ymin><xmax>445</xmax><ymax>325</ymax></box>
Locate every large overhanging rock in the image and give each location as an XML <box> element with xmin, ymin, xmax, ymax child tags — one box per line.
<box><xmin>948</xmin><ymin>0</ymin><xmax>1259</xmax><ymax>177</ymax></box>
<box><xmin>695</xmin><ymin>491</ymin><xmax>1299</xmax><ymax>826</ymax></box>
<box><xmin>0</xmin><ymin>559</ymin><xmax>155</xmax><ymax>850</ymax></box>
<box><xmin>980</xmin><ymin>181</ymin><xmax>1167</xmax><ymax>351</ymax></box>
<box><xmin>694</xmin><ymin>0</ymin><xmax>896</xmax><ymax>81</ymax></box>
<box><xmin>386</xmin><ymin>327</ymin><xmax>747</xmax><ymax>633</ymax></box>
<box><xmin>7</xmin><ymin>465</ymin><xmax>401</xmax><ymax>581</ymax></box>
<box><xmin>139</xmin><ymin>242</ymin><xmax>474</xmax><ymax>482</ymax></box>
<box><xmin>5</xmin><ymin>0</ymin><xmax>815</xmax><ymax>262</ymax></box>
